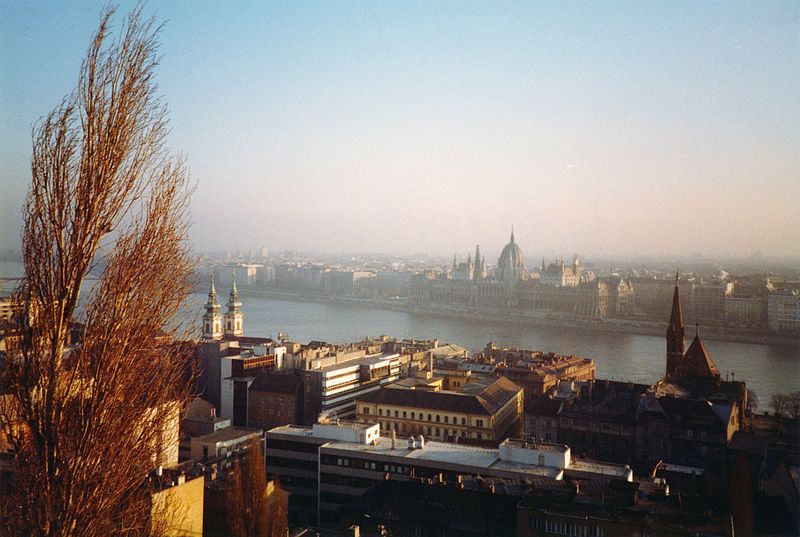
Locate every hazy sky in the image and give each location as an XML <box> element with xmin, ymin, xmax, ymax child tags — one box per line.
<box><xmin>2</xmin><ymin>1</ymin><xmax>798</xmax><ymax>260</ymax></box>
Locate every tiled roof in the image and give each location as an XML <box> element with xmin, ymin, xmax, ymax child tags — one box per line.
<box><xmin>676</xmin><ymin>334</ymin><xmax>720</xmax><ymax>380</ymax></box>
<box><xmin>359</xmin><ymin>377</ymin><xmax>521</xmax><ymax>416</ymax></box>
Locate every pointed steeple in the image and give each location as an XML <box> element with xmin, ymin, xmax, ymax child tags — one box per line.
<box><xmin>224</xmin><ymin>270</ymin><xmax>244</xmax><ymax>337</ymax></box>
<box><xmin>202</xmin><ymin>274</ymin><xmax>222</xmax><ymax>339</ymax></box>
<box><xmin>473</xmin><ymin>244</ymin><xmax>482</xmax><ymax>281</ymax></box>
<box><xmin>205</xmin><ymin>274</ymin><xmax>220</xmax><ymax>312</ymax></box>
<box><xmin>510</xmin><ymin>226</ymin><xmax>515</xmax><ymax>243</ymax></box>
<box><xmin>227</xmin><ymin>271</ymin><xmax>242</xmax><ymax>313</ymax></box>
<box><xmin>665</xmin><ymin>271</ymin><xmax>686</xmax><ymax>379</ymax></box>
<box><xmin>452</xmin><ymin>254</ymin><xmax>457</xmax><ymax>271</ymax></box>
<box><xmin>668</xmin><ymin>272</ymin><xmax>683</xmax><ymax>330</ymax></box>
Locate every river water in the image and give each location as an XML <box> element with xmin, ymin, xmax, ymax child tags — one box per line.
<box><xmin>190</xmin><ymin>287</ymin><xmax>799</xmax><ymax>406</ymax></box>
<box><xmin>2</xmin><ymin>261</ymin><xmax>797</xmax><ymax>404</ymax></box>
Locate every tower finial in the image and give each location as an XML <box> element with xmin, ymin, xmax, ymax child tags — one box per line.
<box><xmin>231</xmin><ymin>270</ymin><xmax>238</xmax><ymax>297</ymax></box>
<box><xmin>675</xmin><ymin>270</ymin><xmax>679</xmax><ymax>285</ymax></box>
<box><xmin>510</xmin><ymin>226</ymin><xmax>515</xmax><ymax>243</ymax></box>
<box><xmin>695</xmin><ymin>322</ymin><xmax>700</xmax><ymax>337</ymax></box>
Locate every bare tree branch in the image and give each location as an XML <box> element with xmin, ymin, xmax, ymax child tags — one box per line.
<box><xmin>1</xmin><ymin>5</ymin><xmax>196</xmax><ymax>537</ymax></box>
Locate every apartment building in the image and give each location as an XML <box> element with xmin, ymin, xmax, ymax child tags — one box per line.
<box><xmin>355</xmin><ymin>376</ymin><xmax>523</xmax><ymax>443</ymax></box>
<box><xmin>265</xmin><ymin>421</ymin><xmax>633</xmax><ymax>527</ymax></box>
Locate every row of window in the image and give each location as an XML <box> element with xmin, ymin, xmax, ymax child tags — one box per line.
<box><xmin>528</xmin><ymin>516</ymin><xmax>606</xmax><ymax>536</ymax></box>
<box><xmin>377</xmin><ymin>421</ymin><xmax>483</xmax><ymax>440</ymax></box>
<box><xmin>266</xmin><ymin>455</ymin><xmax>317</xmax><ymax>472</ymax></box>
<box><xmin>362</xmin><ymin>406</ymin><xmax>487</xmax><ymax>427</ymax></box>
<box><xmin>321</xmin><ymin>454</ymin><xmax>412</xmax><ymax>476</ymax></box>
<box><xmin>560</xmin><ymin>418</ymin><xmax>631</xmax><ymax>435</ymax></box>
<box><xmin>266</xmin><ymin>438</ymin><xmax>320</xmax><ymax>454</ymax></box>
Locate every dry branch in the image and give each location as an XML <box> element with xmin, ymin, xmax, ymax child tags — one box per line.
<box><xmin>1</xmin><ymin>6</ymin><xmax>196</xmax><ymax>537</ymax></box>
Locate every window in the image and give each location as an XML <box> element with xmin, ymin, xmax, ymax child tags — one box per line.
<box><xmin>436</xmin><ymin>415</ymin><xmax>440</xmax><ymax>422</ymax></box>
<box><xmin>411</xmin><ymin>412</ymin><xmax>415</xmax><ymax>419</ymax></box>
<box><xmin>538</xmin><ymin>454</ymin><xmax>545</xmax><ymax>466</ymax></box>
<box><xmin>461</xmin><ymin>417</ymin><xmax>466</xmax><ymax>425</ymax></box>
<box><xmin>378</xmin><ymin>408</ymin><xmax>383</xmax><ymax>416</ymax></box>
<box><xmin>428</xmin><ymin>414</ymin><xmax>432</xmax><ymax>421</ymax></box>
<box><xmin>403</xmin><ymin>411</ymin><xmax>407</xmax><ymax>418</ymax></box>
<box><xmin>363</xmin><ymin>407</ymin><xmax>369</xmax><ymax>415</ymax></box>
<box><xmin>395</xmin><ymin>410</ymin><xmax>399</xmax><ymax>418</ymax></box>
<box><xmin>444</xmin><ymin>416</ymin><xmax>449</xmax><ymax>424</ymax></box>
<box><xmin>476</xmin><ymin>419</ymin><xmax>484</xmax><ymax>427</ymax></box>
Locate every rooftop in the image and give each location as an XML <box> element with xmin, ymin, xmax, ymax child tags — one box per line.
<box><xmin>192</xmin><ymin>426</ymin><xmax>261</xmax><ymax>444</ymax></box>
<box><xmin>359</xmin><ymin>376</ymin><xmax>521</xmax><ymax>416</ymax></box>
<box><xmin>268</xmin><ymin>424</ymin><xmax>630</xmax><ymax>481</ymax></box>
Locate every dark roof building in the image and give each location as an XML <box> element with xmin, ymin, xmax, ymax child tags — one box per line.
<box><xmin>356</xmin><ymin>376</ymin><xmax>524</xmax><ymax>444</ymax></box>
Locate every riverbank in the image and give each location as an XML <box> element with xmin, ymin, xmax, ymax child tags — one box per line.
<box><xmin>237</xmin><ymin>288</ymin><xmax>800</xmax><ymax>348</ymax></box>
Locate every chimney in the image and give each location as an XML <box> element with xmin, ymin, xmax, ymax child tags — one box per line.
<box><xmin>416</xmin><ymin>435</ymin><xmax>425</xmax><ymax>449</ymax></box>
<box><xmin>391</xmin><ymin>430</ymin><xmax>396</xmax><ymax>449</ymax></box>
<box><xmin>408</xmin><ymin>436</ymin><xmax>415</xmax><ymax>449</ymax></box>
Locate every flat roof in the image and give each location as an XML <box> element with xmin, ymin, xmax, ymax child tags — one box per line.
<box><xmin>316</xmin><ymin>353</ymin><xmax>399</xmax><ymax>373</ymax></box>
<box><xmin>267</xmin><ymin>425</ymin><xmax>630</xmax><ymax>480</ymax></box>
<box><xmin>193</xmin><ymin>426</ymin><xmax>261</xmax><ymax>444</ymax></box>
<box><xmin>319</xmin><ymin>437</ymin><xmax>560</xmax><ymax>479</ymax></box>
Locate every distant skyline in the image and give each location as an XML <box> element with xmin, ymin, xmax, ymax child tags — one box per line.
<box><xmin>2</xmin><ymin>1</ymin><xmax>799</xmax><ymax>259</ymax></box>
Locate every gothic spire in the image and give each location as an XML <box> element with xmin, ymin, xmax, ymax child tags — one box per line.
<box><xmin>665</xmin><ymin>271</ymin><xmax>686</xmax><ymax>378</ymax></box>
<box><xmin>473</xmin><ymin>244</ymin><xmax>482</xmax><ymax>280</ymax></box>
<box><xmin>668</xmin><ymin>272</ymin><xmax>683</xmax><ymax>331</ymax></box>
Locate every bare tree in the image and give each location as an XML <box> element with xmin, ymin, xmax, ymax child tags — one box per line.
<box><xmin>788</xmin><ymin>391</ymin><xmax>800</xmax><ymax>421</ymax></box>
<box><xmin>0</xmin><ymin>6</ymin><xmax>195</xmax><ymax>537</ymax></box>
<box><xmin>770</xmin><ymin>393</ymin><xmax>790</xmax><ymax>419</ymax></box>
<box><xmin>745</xmin><ymin>388</ymin><xmax>758</xmax><ymax>415</ymax></box>
<box><xmin>225</xmin><ymin>438</ymin><xmax>288</xmax><ymax>537</ymax></box>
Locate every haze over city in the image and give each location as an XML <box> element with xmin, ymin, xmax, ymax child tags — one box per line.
<box><xmin>2</xmin><ymin>1</ymin><xmax>798</xmax><ymax>259</ymax></box>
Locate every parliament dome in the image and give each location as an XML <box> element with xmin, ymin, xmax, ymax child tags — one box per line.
<box><xmin>497</xmin><ymin>230</ymin><xmax>529</xmax><ymax>282</ymax></box>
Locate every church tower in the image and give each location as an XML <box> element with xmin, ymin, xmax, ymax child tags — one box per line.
<box><xmin>202</xmin><ymin>275</ymin><xmax>223</xmax><ymax>340</ymax></box>
<box><xmin>472</xmin><ymin>244</ymin><xmax>484</xmax><ymax>281</ymax></box>
<box><xmin>665</xmin><ymin>272</ymin><xmax>685</xmax><ymax>378</ymax></box>
<box><xmin>224</xmin><ymin>272</ymin><xmax>244</xmax><ymax>337</ymax></box>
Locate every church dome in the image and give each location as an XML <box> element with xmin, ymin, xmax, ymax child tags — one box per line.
<box><xmin>497</xmin><ymin>230</ymin><xmax>529</xmax><ymax>282</ymax></box>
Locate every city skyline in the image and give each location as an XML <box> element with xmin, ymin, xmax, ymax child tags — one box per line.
<box><xmin>2</xmin><ymin>1</ymin><xmax>799</xmax><ymax>258</ymax></box>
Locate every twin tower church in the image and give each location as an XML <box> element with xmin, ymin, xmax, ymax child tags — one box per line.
<box><xmin>202</xmin><ymin>273</ymin><xmax>244</xmax><ymax>340</ymax></box>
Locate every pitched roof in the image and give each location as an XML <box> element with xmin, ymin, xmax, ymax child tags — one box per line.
<box><xmin>676</xmin><ymin>333</ymin><xmax>720</xmax><ymax>380</ymax></box>
<box><xmin>358</xmin><ymin>377</ymin><xmax>522</xmax><ymax>416</ymax></box>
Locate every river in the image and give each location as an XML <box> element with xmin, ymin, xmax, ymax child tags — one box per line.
<box><xmin>2</xmin><ymin>261</ymin><xmax>798</xmax><ymax>404</ymax></box>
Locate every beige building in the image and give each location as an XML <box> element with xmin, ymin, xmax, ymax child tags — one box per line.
<box><xmin>768</xmin><ymin>289</ymin><xmax>800</xmax><ymax>333</ymax></box>
<box><xmin>189</xmin><ymin>426</ymin><xmax>262</xmax><ymax>463</ymax></box>
<box><xmin>355</xmin><ymin>376</ymin><xmax>523</xmax><ymax>443</ymax></box>
<box><xmin>149</xmin><ymin>468</ymin><xmax>205</xmax><ymax>537</ymax></box>
<box><xmin>495</xmin><ymin>354</ymin><xmax>595</xmax><ymax>398</ymax></box>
